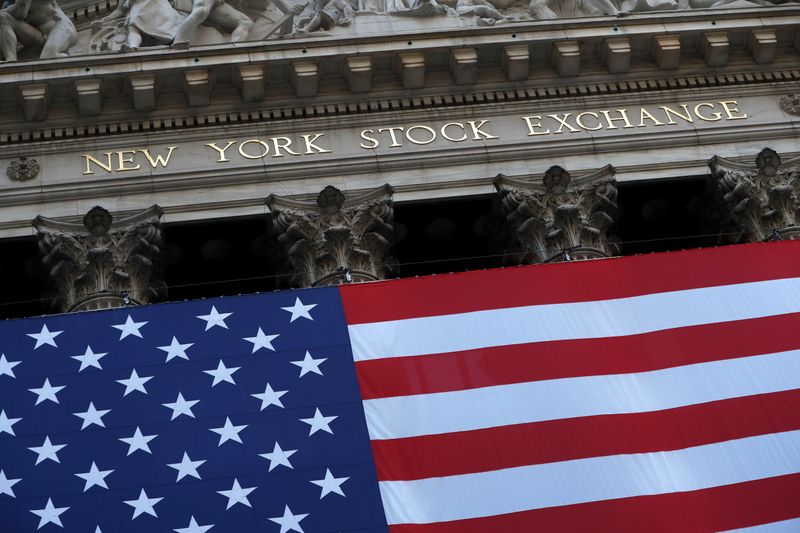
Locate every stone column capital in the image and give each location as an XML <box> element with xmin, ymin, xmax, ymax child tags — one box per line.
<box><xmin>32</xmin><ymin>205</ymin><xmax>164</xmax><ymax>312</ymax></box>
<box><xmin>266</xmin><ymin>185</ymin><xmax>394</xmax><ymax>287</ymax></box>
<box><xmin>709</xmin><ymin>148</ymin><xmax>800</xmax><ymax>242</ymax></box>
<box><xmin>494</xmin><ymin>165</ymin><xmax>619</xmax><ymax>263</ymax></box>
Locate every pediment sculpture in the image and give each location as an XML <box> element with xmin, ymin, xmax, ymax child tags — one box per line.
<box><xmin>0</xmin><ymin>0</ymin><xmax>792</xmax><ymax>60</ymax></box>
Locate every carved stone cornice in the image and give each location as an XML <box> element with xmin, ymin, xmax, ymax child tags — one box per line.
<box><xmin>32</xmin><ymin>205</ymin><xmax>164</xmax><ymax>312</ymax></box>
<box><xmin>266</xmin><ymin>185</ymin><xmax>394</xmax><ymax>287</ymax></box>
<box><xmin>495</xmin><ymin>165</ymin><xmax>619</xmax><ymax>263</ymax></box>
<box><xmin>709</xmin><ymin>148</ymin><xmax>800</xmax><ymax>242</ymax></box>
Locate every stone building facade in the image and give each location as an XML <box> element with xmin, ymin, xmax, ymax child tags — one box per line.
<box><xmin>0</xmin><ymin>0</ymin><xmax>799</xmax><ymax>314</ymax></box>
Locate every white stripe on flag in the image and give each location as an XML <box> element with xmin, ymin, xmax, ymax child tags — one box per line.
<box><xmin>364</xmin><ymin>349</ymin><xmax>800</xmax><ymax>440</ymax></box>
<box><xmin>379</xmin><ymin>430</ymin><xmax>800</xmax><ymax>525</ymax></box>
<box><xmin>349</xmin><ymin>277</ymin><xmax>800</xmax><ymax>361</ymax></box>
<box><xmin>722</xmin><ymin>518</ymin><xmax>800</xmax><ymax>532</ymax></box>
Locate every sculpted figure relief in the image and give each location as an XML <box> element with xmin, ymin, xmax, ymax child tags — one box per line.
<box><xmin>0</xmin><ymin>0</ymin><xmax>791</xmax><ymax>59</ymax></box>
<box><xmin>0</xmin><ymin>0</ymin><xmax>76</xmax><ymax>60</ymax></box>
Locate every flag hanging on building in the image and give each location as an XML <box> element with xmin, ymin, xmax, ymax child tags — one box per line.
<box><xmin>2</xmin><ymin>241</ymin><xmax>800</xmax><ymax>532</ymax></box>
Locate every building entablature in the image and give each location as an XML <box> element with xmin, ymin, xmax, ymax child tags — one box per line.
<box><xmin>0</xmin><ymin>6</ymin><xmax>798</xmax><ymax>131</ymax></box>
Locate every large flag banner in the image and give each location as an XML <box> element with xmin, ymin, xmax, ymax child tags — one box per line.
<box><xmin>2</xmin><ymin>241</ymin><xmax>800</xmax><ymax>532</ymax></box>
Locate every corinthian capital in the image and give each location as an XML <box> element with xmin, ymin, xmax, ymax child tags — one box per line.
<box><xmin>495</xmin><ymin>165</ymin><xmax>619</xmax><ymax>263</ymax></box>
<box><xmin>33</xmin><ymin>205</ymin><xmax>164</xmax><ymax>312</ymax></box>
<box><xmin>709</xmin><ymin>148</ymin><xmax>800</xmax><ymax>242</ymax></box>
<box><xmin>266</xmin><ymin>185</ymin><xmax>394</xmax><ymax>287</ymax></box>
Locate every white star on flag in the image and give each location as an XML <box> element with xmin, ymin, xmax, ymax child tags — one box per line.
<box><xmin>217</xmin><ymin>478</ymin><xmax>255</xmax><ymax>509</ymax></box>
<box><xmin>290</xmin><ymin>351</ymin><xmax>326</xmax><ymax>377</ymax></box>
<box><xmin>242</xmin><ymin>328</ymin><xmax>279</xmax><ymax>353</ymax></box>
<box><xmin>209</xmin><ymin>417</ymin><xmax>247</xmax><ymax>446</ymax></box>
<box><xmin>73</xmin><ymin>402</ymin><xmax>111</xmax><ymax>430</ymax></box>
<box><xmin>124</xmin><ymin>489</ymin><xmax>163</xmax><ymax>519</ymax></box>
<box><xmin>111</xmin><ymin>315</ymin><xmax>148</xmax><ymax>339</ymax></box>
<box><xmin>71</xmin><ymin>346</ymin><xmax>108</xmax><ymax>372</ymax></box>
<box><xmin>300</xmin><ymin>408</ymin><xmax>337</xmax><ymax>436</ymax></box>
<box><xmin>28</xmin><ymin>378</ymin><xmax>65</xmax><ymax>405</ymax></box>
<box><xmin>0</xmin><ymin>470</ymin><xmax>21</xmax><ymax>497</ymax></box>
<box><xmin>204</xmin><ymin>360</ymin><xmax>240</xmax><ymax>387</ymax></box>
<box><xmin>27</xmin><ymin>324</ymin><xmax>63</xmax><ymax>349</ymax></box>
<box><xmin>28</xmin><ymin>436</ymin><xmax>66</xmax><ymax>465</ymax></box>
<box><xmin>30</xmin><ymin>498</ymin><xmax>69</xmax><ymax>529</ymax></box>
<box><xmin>0</xmin><ymin>410</ymin><xmax>21</xmax><ymax>436</ymax></box>
<box><xmin>174</xmin><ymin>516</ymin><xmax>214</xmax><ymax>533</ymax></box>
<box><xmin>157</xmin><ymin>336</ymin><xmax>194</xmax><ymax>362</ymax></box>
<box><xmin>281</xmin><ymin>297</ymin><xmax>317</xmax><ymax>322</ymax></box>
<box><xmin>162</xmin><ymin>393</ymin><xmax>199</xmax><ymax>420</ymax></box>
<box><xmin>196</xmin><ymin>306</ymin><xmax>232</xmax><ymax>331</ymax></box>
<box><xmin>268</xmin><ymin>505</ymin><xmax>308</xmax><ymax>533</ymax></box>
<box><xmin>116</xmin><ymin>369</ymin><xmax>153</xmax><ymax>396</ymax></box>
<box><xmin>75</xmin><ymin>462</ymin><xmax>114</xmax><ymax>492</ymax></box>
<box><xmin>259</xmin><ymin>442</ymin><xmax>297</xmax><ymax>471</ymax></box>
<box><xmin>310</xmin><ymin>468</ymin><xmax>349</xmax><ymax>499</ymax></box>
<box><xmin>251</xmin><ymin>383</ymin><xmax>288</xmax><ymax>410</ymax></box>
<box><xmin>0</xmin><ymin>354</ymin><xmax>20</xmax><ymax>378</ymax></box>
<box><xmin>168</xmin><ymin>452</ymin><xmax>206</xmax><ymax>481</ymax></box>
<box><xmin>119</xmin><ymin>427</ymin><xmax>157</xmax><ymax>456</ymax></box>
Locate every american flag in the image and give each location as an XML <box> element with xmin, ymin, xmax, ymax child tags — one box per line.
<box><xmin>3</xmin><ymin>241</ymin><xmax>800</xmax><ymax>532</ymax></box>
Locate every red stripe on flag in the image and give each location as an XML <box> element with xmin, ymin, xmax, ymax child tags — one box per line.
<box><xmin>356</xmin><ymin>313</ymin><xmax>800</xmax><ymax>400</ymax></box>
<box><xmin>341</xmin><ymin>241</ymin><xmax>800</xmax><ymax>324</ymax></box>
<box><xmin>387</xmin><ymin>472</ymin><xmax>800</xmax><ymax>533</ymax></box>
<box><xmin>372</xmin><ymin>388</ymin><xmax>800</xmax><ymax>481</ymax></box>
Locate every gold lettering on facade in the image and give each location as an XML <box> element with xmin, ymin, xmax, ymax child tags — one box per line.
<box><xmin>377</xmin><ymin>127</ymin><xmax>404</xmax><ymax>147</ymax></box>
<box><xmin>301</xmin><ymin>134</ymin><xmax>332</xmax><ymax>154</ymax></box>
<box><xmin>238</xmin><ymin>139</ymin><xmax>270</xmax><ymax>159</ymax></box>
<box><xmin>638</xmin><ymin>108</ymin><xmax>666</xmax><ymax>127</ymax></box>
<box><xmin>719</xmin><ymin>100</ymin><xmax>748</xmax><ymax>120</ymax></box>
<box><xmin>694</xmin><ymin>103</ymin><xmax>723</xmax><ymax>122</ymax></box>
<box><xmin>116</xmin><ymin>150</ymin><xmax>141</xmax><ymax>171</ymax></box>
<box><xmin>405</xmin><ymin>125</ymin><xmax>437</xmax><ymax>145</ymax></box>
<box><xmin>206</xmin><ymin>141</ymin><xmax>237</xmax><ymax>162</ymax></box>
<box><xmin>575</xmin><ymin>112</ymin><xmax>603</xmax><ymax>131</ymax></box>
<box><xmin>140</xmin><ymin>146</ymin><xmax>178</xmax><ymax>168</ymax></box>
<box><xmin>659</xmin><ymin>104</ymin><xmax>694</xmax><ymax>125</ymax></box>
<box><xmin>600</xmin><ymin>109</ymin><xmax>635</xmax><ymax>129</ymax></box>
<box><xmin>82</xmin><ymin>153</ymin><xmax>114</xmax><ymax>175</ymax></box>
<box><xmin>467</xmin><ymin>120</ymin><xmax>499</xmax><ymax>140</ymax></box>
<box><xmin>272</xmin><ymin>137</ymin><xmax>300</xmax><ymax>157</ymax></box>
<box><xmin>548</xmin><ymin>113</ymin><xmax>580</xmax><ymax>134</ymax></box>
<box><xmin>360</xmin><ymin>129</ymin><xmax>379</xmax><ymax>149</ymax></box>
<box><xmin>441</xmin><ymin>122</ymin><xmax>468</xmax><ymax>142</ymax></box>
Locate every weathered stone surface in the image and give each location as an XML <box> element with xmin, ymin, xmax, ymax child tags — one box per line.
<box><xmin>710</xmin><ymin>148</ymin><xmax>800</xmax><ymax>242</ymax></box>
<box><xmin>32</xmin><ymin>205</ymin><xmax>164</xmax><ymax>312</ymax></box>
<box><xmin>7</xmin><ymin>156</ymin><xmax>39</xmax><ymax>181</ymax></box>
<box><xmin>266</xmin><ymin>185</ymin><xmax>394</xmax><ymax>287</ymax></box>
<box><xmin>495</xmin><ymin>165</ymin><xmax>619</xmax><ymax>263</ymax></box>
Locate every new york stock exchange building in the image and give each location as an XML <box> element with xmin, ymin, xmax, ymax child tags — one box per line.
<box><xmin>2</xmin><ymin>0</ymin><xmax>800</xmax><ymax>530</ymax></box>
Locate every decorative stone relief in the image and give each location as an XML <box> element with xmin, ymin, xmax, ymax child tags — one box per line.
<box><xmin>6</xmin><ymin>156</ymin><xmax>39</xmax><ymax>181</ymax></box>
<box><xmin>32</xmin><ymin>205</ymin><xmax>165</xmax><ymax>312</ymax></box>
<box><xmin>710</xmin><ymin>148</ymin><xmax>800</xmax><ymax>242</ymax></box>
<box><xmin>0</xmin><ymin>0</ymin><xmax>77</xmax><ymax>61</ymax></box>
<box><xmin>495</xmin><ymin>165</ymin><xmax>619</xmax><ymax>263</ymax></box>
<box><xmin>0</xmin><ymin>0</ymin><xmax>791</xmax><ymax>59</ymax></box>
<box><xmin>780</xmin><ymin>94</ymin><xmax>800</xmax><ymax>116</ymax></box>
<box><xmin>266</xmin><ymin>184</ymin><xmax>394</xmax><ymax>287</ymax></box>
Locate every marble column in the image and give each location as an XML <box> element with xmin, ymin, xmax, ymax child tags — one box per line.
<box><xmin>709</xmin><ymin>148</ymin><xmax>800</xmax><ymax>242</ymax></box>
<box><xmin>494</xmin><ymin>165</ymin><xmax>619</xmax><ymax>263</ymax></box>
<box><xmin>33</xmin><ymin>205</ymin><xmax>164</xmax><ymax>312</ymax></box>
<box><xmin>266</xmin><ymin>184</ymin><xmax>394</xmax><ymax>287</ymax></box>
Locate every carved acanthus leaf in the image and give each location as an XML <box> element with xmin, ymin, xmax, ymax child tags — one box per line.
<box><xmin>709</xmin><ymin>148</ymin><xmax>800</xmax><ymax>242</ymax></box>
<box><xmin>32</xmin><ymin>205</ymin><xmax>164</xmax><ymax>312</ymax></box>
<box><xmin>495</xmin><ymin>165</ymin><xmax>619</xmax><ymax>263</ymax></box>
<box><xmin>267</xmin><ymin>185</ymin><xmax>394</xmax><ymax>287</ymax></box>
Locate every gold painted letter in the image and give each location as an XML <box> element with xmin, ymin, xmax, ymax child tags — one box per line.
<box><xmin>360</xmin><ymin>129</ymin><xmax>379</xmax><ymax>149</ymax></box>
<box><xmin>659</xmin><ymin>104</ymin><xmax>693</xmax><ymax>125</ymax></box>
<box><xmin>83</xmin><ymin>153</ymin><xmax>113</xmax><ymax>175</ymax></box>
<box><xmin>302</xmin><ymin>133</ymin><xmax>332</xmax><ymax>154</ymax></box>
<box><xmin>694</xmin><ymin>102</ymin><xmax>722</xmax><ymax>122</ymax></box>
<box><xmin>719</xmin><ymin>100</ymin><xmax>747</xmax><ymax>120</ymax></box>
<box><xmin>468</xmin><ymin>120</ymin><xmax>499</xmax><ymax>140</ymax></box>
<box><xmin>522</xmin><ymin>116</ymin><xmax>551</xmax><ymax>136</ymax></box>
<box><xmin>116</xmin><ymin>150</ymin><xmax>141</xmax><ymax>171</ymax></box>
<box><xmin>140</xmin><ymin>146</ymin><xmax>177</xmax><ymax>168</ymax></box>
<box><xmin>547</xmin><ymin>113</ymin><xmax>579</xmax><ymax>134</ymax></box>
<box><xmin>239</xmin><ymin>139</ymin><xmax>269</xmax><ymax>159</ymax></box>
<box><xmin>600</xmin><ymin>109</ymin><xmax>635</xmax><ymax>129</ymax></box>
<box><xmin>575</xmin><ymin>112</ymin><xmax>603</xmax><ymax>131</ymax></box>
<box><xmin>206</xmin><ymin>141</ymin><xmax>237</xmax><ymax>162</ymax></box>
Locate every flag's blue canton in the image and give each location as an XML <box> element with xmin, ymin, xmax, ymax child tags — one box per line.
<box><xmin>0</xmin><ymin>288</ymin><xmax>388</xmax><ymax>533</ymax></box>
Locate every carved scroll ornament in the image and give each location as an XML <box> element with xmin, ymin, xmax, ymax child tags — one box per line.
<box><xmin>495</xmin><ymin>165</ymin><xmax>619</xmax><ymax>263</ymax></box>
<box><xmin>32</xmin><ymin>205</ymin><xmax>165</xmax><ymax>312</ymax></box>
<box><xmin>266</xmin><ymin>184</ymin><xmax>394</xmax><ymax>287</ymax></box>
<box><xmin>710</xmin><ymin>148</ymin><xmax>800</xmax><ymax>242</ymax></box>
